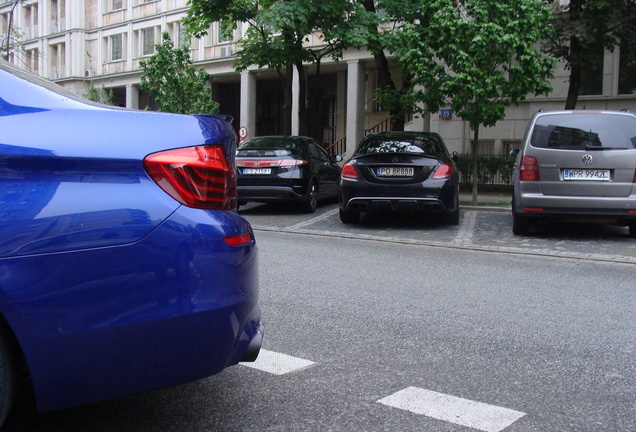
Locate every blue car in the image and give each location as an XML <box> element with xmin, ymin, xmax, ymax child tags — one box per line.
<box><xmin>0</xmin><ymin>60</ymin><xmax>263</xmax><ymax>424</ymax></box>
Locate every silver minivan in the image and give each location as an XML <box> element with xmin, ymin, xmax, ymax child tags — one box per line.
<box><xmin>512</xmin><ymin>110</ymin><xmax>636</xmax><ymax>237</ymax></box>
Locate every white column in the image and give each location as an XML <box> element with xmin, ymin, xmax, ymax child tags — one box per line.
<box><xmin>292</xmin><ymin>66</ymin><xmax>300</xmax><ymax>135</ymax></box>
<box><xmin>240</xmin><ymin>70</ymin><xmax>257</xmax><ymax>140</ymax></box>
<box><xmin>126</xmin><ymin>84</ymin><xmax>139</xmax><ymax>109</ymax></box>
<box><xmin>346</xmin><ymin>59</ymin><xmax>366</xmax><ymax>158</ymax></box>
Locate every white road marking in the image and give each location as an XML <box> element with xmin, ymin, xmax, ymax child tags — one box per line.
<box><xmin>241</xmin><ymin>349</ymin><xmax>316</xmax><ymax>375</ymax></box>
<box><xmin>288</xmin><ymin>208</ymin><xmax>339</xmax><ymax>230</ymax></box>
<box><xmin>377</xmin><ymin>387</ymin><xmax>526</xmax><ymax>432</ymax></box>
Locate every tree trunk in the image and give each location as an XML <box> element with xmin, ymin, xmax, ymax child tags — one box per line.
<box><xmin>471</xmin><ymin>127</ymin><xmax>480</xmax><ymax>206</ymax></box>
<box><xmin>363</xmin><ymin>0</ymin><xmax>405</xmax><ymax>131</ymax></box>
<box><xmin>565</xmin><ymin>35</ymin><xmax>581</xmax><ymax>110</ymax></box>
<box><xmin>281</xmin><ymin>64</ymin><xmax>293</xmax><ymax>136</ymax></box>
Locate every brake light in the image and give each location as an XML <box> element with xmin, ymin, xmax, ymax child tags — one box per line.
<box><xmin>341</xmin><ymin>163</ymin><xmax>359</xmax><ymax>179</ymax></box>
<box><xmin>633</xmin><ymin>169</ymin><xmax>636</xmax><ymax>183</ymax></box>
<box><xmin>432</xmin><ymin>163</ymin><xmax>454</xmax><ymax>179</ymax></box>
<box><xmin>144</xmin><ymin>145</ymin><xmax>236</xmax><ymax>210</ymax></box>
<box><xmin>224</xmin><ymin>232</ymin><xmax>253</xmax><ymax>246</ymax></box>
<box><xmin>280</xmin><ymin>159</ymin><xmax>308</xmax><ymax>167</ymax></box>
<box><xmin>520</xmin><ymin>156</ymin><xmax>540</xmax><ymax>181</ymax></box>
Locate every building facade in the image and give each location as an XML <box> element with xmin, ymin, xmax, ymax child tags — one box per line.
<box><xmin>2</xmin><ymin>0</ymin><xmax>635</xmax><ymax>158</ymax></box>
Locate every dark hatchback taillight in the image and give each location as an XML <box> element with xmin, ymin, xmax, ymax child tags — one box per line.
<box><xmin>144</xmin><ymin>145</ymin><xmax>237</xmax><ymax>210</ymax></box>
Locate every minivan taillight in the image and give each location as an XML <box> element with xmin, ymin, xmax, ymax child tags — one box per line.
<box><xmin>432</xmin><ymin>163</ymin><xmax>454</xmax><ymax>179</ymax></box>
<box><xmin>144</xmin><ymin>145</ymin><xmax>236</xmax><ymax>210</ymax></box>
<box><xmin>341</xmin><ymin>163</ymin><xmax>359</xmax><ymax>179</ymax></box>
<box><xmin>520</xmin><ymin>156</ymin><xmax>540</xmax><ymax>181</ymax></box>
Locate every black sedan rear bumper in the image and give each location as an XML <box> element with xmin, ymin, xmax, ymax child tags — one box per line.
<box><xmin>343</xmin><ymin>196</ymin><xmax>449</xmax><ymax>213</ymax></box>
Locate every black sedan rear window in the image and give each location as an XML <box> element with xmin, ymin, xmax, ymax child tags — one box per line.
<box><xmin>356</xmin><ymin>136</ymin><xmax>446</xmax><ymax>158</ymax></box>
<box><xmin>237</xmin><ymin>138</ymin><xmax>302</xmax><ymax>157</ymax></box>
<box><xmin>531</xmin><ymin>114</ymin><xmax>636</xmax><ymax>150</ymax></box>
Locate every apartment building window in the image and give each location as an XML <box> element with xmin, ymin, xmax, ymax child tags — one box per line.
<box><xmin>141</xmin><ymin>27</ymin><xmax>155</xmax><ymax>56</ymax></box>
<box><xmin>26</xmin><ymin>49</ymin><xmax>39</xmax><ymax>72</ymax></box>
<box><xmin>217</xmin><ymin>22</ymin><xmax>231</xmax><ymax>43</ymax></box>
<box><xmin>0</xmin><ymin>13</ymin><xmax>9</xmax><ymax>38</ymax></box>
<box><xmin>49</xmin><ymin>43</ymin><xmax>65</xmax><ymax>79</ymax></box>
<box><xmin>112</xmin><ymin>0</ymin><xmax>124</xmax><ymax>10</ymax></box>
<box><xmin>502</xmin><ymin>140</ymin><xmax>521</xmax><ymax>157</ymax></box>
<box><xmin>172</xmin><ymin>22</ymin><xmax>189</xmax><ymax>48</ymax></box>
<box><xmin>110</xmin><ymin>34</ymin><xmax>123</xmax><ymax>61</ymax></box>
<box><xmin>23</xmin><ymin>4</ymin><xmax>38</xmax><ymax>39</ymax></box>
<box><xmin>471</xmin><ymin>140</ymin><xmax>495</xmax><ymax>155</ymax></box>
<box><xmin>49</xmin><ymin>0</ymin><xmax>66</xmax><ymax>33</ymax></box>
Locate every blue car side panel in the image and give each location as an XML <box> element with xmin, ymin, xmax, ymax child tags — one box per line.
<box><xmin>0</xmin><ymin>207</ymin><xmax>259</xmax><ymax>412</ymax></box>
<box><xmin>0</xmin><ymin>150</ymin><xmax>178</xmax><ymax>257</ymax></box>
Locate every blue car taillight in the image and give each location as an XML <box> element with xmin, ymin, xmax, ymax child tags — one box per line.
<box><xmin>144</xmin><ymin>145</ymin><xmax>237</xmax><ymax>210</ymax></box>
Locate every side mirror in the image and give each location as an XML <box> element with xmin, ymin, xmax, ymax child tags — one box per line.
<box><xmin>452</xmin><ymin>152</ymin><xmax>459</xmax><ymax>162</ymax></box>
<box><xmin>509</xmin><ymin>149</ymin><xmax>520</xmax><ymax>158</ymax></box>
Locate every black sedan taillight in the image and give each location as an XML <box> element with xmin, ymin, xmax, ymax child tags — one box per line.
<box><xmin>144</xmin><ymin>145</ymin><xmax>237</xmax><ymax>210</ymax></box>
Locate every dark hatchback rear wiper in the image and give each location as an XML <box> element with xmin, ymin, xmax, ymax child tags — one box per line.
<box><xmin>585</xmin><ymin>145</ymin><xmax>629</xmax><ymax>151</ymax></box>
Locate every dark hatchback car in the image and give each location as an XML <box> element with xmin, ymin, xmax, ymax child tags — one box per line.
<box><xmin>512</xmin><ymin>110</ymin><xmax>636</xmax><ymax>236</ymax></box>
<box><xmin>339</xmin><ymin>131</ymin><xmax>460</xmax><ymax>224</ymax></box>
<box><xmin>236</xmin><ymin>136</ymin><xmax>342</xmax><ymax>213</ymax></box>
<box><xmin>0</xmin><ymin>60</ymin><xmax>262</xmax><ymax>425</ymax></box>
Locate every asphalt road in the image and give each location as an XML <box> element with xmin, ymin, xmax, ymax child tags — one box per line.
<box><xmin>3</xmin><ymin>204</ymin><xmax>634</xmax><ymax>431</ymax></box>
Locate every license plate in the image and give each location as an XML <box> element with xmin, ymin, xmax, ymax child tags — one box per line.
<box><xmin>376</xmin><ymin>167</ymin><xmax>414</xmax><ymax>177</ymax></box>
<box><xmin>243</xmin><ymin>168</ymin><xmax>272</xmax><ymax>175</ymax></box>
<box><xmin>563</xmin><ymin>169</ymin><xmax>610</xmax><ymax>181</ymax></box>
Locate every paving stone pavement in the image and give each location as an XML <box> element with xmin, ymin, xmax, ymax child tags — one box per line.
<box><xmin>239</xmin><ymin>203</ymin><xmax>636</xmax><ymax>265</ymax></box>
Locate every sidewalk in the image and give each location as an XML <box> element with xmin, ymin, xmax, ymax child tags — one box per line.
<box><xmin>459</xmin><ymin>192</ymin><xmax>512</xmax><ymax>211</ymax></box>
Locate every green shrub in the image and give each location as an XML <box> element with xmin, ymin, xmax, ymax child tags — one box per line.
<box><xmin>457</xmin><ymin>154</ymin><xmax>514</xmax><ymax>186</ymax></box>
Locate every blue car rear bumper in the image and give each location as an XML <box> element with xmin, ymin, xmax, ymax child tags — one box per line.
<box><xmin>0</xmin><ymin>206</ymin><xmax>261</xmax><ymax>412</ymax></box>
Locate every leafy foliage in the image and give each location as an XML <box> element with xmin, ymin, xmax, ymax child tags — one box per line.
<box><xmin>385</xmin><ymin>0</ymin><xmax>555</xmax><ymax>130</ymax></box>
<box><xmin>139</xmin><ymin>32</ymin><xmax>219</xmax><ymax>114</ymax></box>
<box><xmin>184</xmin><ymin>0</ymin><xmax>378</xmax><ymax>134</ymax></box>
<box><xmin>382</xmin><ymin>0</ymin><xmax>555</xmax><ymax>203</ymax></box>
<box><xmin>83</xmin><ymin>83</ymin><xmax>114</xmax><ymax>105</ymax></box>
<box><xmin>544</xmin><ymin>0</ymin><xmax>636</xmax><ymax>108</ymax></box>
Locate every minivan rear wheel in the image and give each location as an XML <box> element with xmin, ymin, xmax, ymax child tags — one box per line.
<box><xmin>512</xmin><ymin>212</ymin><xmax>531</xmax><ymax>235</ymax></box>
<box><xmin>629</xmin><ymin>222</ymin><xmax>636</xmax><ymax>238</ymax></box>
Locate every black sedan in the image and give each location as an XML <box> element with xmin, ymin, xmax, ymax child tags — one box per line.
<box><xmin>339</xmin><ymin>131</ymin><xmax>460</xmax><ymax>224</ymax></box>
<box><xmin>236</xmin><ymin>136</ymin><xmax>342</xmax><ymax>213</ymax></box>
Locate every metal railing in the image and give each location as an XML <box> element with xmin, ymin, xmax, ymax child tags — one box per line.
<box><xmin>325</xmin><ymin>116</ymin><xmax>391</xmax><ymax>157</ymax></box>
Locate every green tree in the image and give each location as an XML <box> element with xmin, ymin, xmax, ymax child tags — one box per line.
<box><xmin>545</xmin><ymin>0</ymin><xmax>636</xmax><ymax>109</ymax></box>
<box><xmin>385</xmin><ymin>0</ymin><xmax>556</xmax><ymax>204</ymax></box>
<box><xmin>83</xmin><ymin>82</ymin><xmax>114</xmax><ymax>105</ymax></box>
<box><xmin>185</xmin><ymin>0</ymin><xmax>356</xmax><ymax>135</ymax></box>
<box><xmin>139</xmin><ymin>32</ymin><xmax>219</xmax><ymax>114</ymax></box>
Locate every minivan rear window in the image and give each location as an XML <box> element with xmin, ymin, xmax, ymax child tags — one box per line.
<box><xmin>531</xmin><ymin>113</ymin><xmax>636</xmax><ymax>150</ymax></box>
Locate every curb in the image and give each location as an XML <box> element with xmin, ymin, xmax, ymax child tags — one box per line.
<box><xmin>460</xmin><ymin>205</ymin><xmax>511</xmax><ymax>213</ymax></box>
